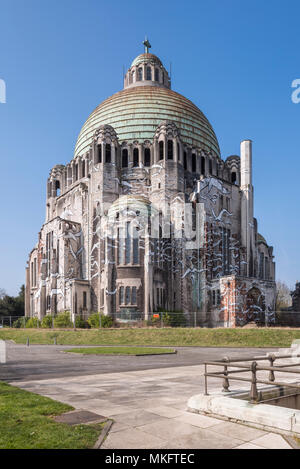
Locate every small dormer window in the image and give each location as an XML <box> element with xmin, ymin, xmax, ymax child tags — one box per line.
<box><xmin>133</xmin><ymin>148</ymin><xmax>139</xmax><ymax>167</ymax></box>
<box><xmin>184</xmin><ymin>152</ymin><xmax>187</xmax><ymax>170</ymax></box>
<box><xmin>155</xmin><ymin>68</ymin><xmax>159</xmax><ymax>82</ymax></box>
<box><xmin>105</xmin><ymin>144</ymin><xmax>111</xmax><ymax>163</ymax></box>
<box><xmin>231</xmin><ymin>171</ymin><xmax>237</xmax><ymax>184</ymax></box>
<box><xmin>167</xmin><ymin>140</ymin><xmax>173</xmax><ymax>159</ymax></box>
<box><xmin>137</xmin><ymin>68</ymin><xmax>143</xmax><ymax>81</ymax></box>
<box><xmin>201</xmin><ymin>156</ymin><xmax>205</xmax><ymax>175</ymax></box>
<box><xmin>97</xmin><ymin>144</ymin><xmax>102</xmax><ymax>163</ymax></box>
<box><xmin>159</xmin><ymin>141</ymin><xmax>164</xmax><ymax>160</ymax></box>
<box><xmin>146</xmin><ymin>67</ymin><xmax>152</xmax><ymax>80</ymax></box>
<box><xmin>144</xmin><ymin>148</ymin><xmax>151</xmax><ymax>166</ymax></box>
<box><xmin>192</xmin><ymin>154</ymin><xmax>196</xmax><ymax>172</ymax></box>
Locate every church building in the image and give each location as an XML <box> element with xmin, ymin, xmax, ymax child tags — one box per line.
<box><xmin>25</xmin><ymin>40</ymin><xmax>276</xmax><ymax>327</ymax></box>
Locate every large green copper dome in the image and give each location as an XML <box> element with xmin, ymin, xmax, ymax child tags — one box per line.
<box><xmin>74</xmin><ymin>53</ymin><xmax>220</xmax><ymax>158</ymax></box>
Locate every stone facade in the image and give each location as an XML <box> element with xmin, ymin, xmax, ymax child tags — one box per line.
<box><xmin>291</xmin><ymin>283</ymin><xmax>300</xmax><ymax>312</ymax></box>
<box><xmin>25</xmin><ymin>48</ymin><xmax>276</xmax><ymax>327</ymax></box>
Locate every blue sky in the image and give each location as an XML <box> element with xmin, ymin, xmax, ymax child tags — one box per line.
<box><xmin>0</xmin><ymin>0</ymin><xmax>299</xmax><ymax>295</ymax></box>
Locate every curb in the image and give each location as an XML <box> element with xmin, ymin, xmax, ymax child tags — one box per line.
<box><xmin>93</xmin><ymin>419</ymin><xmax>113</xmax><ymax>449</ymax></box>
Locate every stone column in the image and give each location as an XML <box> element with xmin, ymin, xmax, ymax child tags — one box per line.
<box><xmin>39</xmin><ymin>256</ymin><xmax>47</xmax><ymax>320</ymax></box>
<box><xmin>144</xmin><ymin>232</ymin><xmax>153</xmax><ymax>320</ymax></box>
<box><xmin>174</xmin><ymin>138</ymin><xmax>178</xmax><ymax>162</ymax></box>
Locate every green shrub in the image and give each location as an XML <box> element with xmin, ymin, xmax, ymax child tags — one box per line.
<box><xmin>41</xmin><ymin>315</ymin><xmax>53</xmax><ymax>328</ymax></box>
<box><xmin>75</xmin><ymin>316</ymin><xmax>90</xmax><ymax>329</ymax></box>
<box><xmin>53</xmin><ymin>311</ymin><xmax>73</xmax><ymax>328</ymax></box>
<box><xmin>152</xmin><ymin>311</ymin><xmax>186</xmax><ymax>327</ymax></box>
<box><xmin>168</xmin><ymin>311</ymin><xmax>187</xmax><ymax>327</ymax></box>
<box><xmin>25</xmin><ymin>317</ymin><xmax>41</xmax><ymax>328</ymax></box>
<box><xmin>87</xmin><ymin>312</ymin><xmax>114</xmax><ymax>328</ymax></box>
<box><xmin>13</xmin><ymin>317</ymin><xmax>29</xmax><ymax>328</ymax></box>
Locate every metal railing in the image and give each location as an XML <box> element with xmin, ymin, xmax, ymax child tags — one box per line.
<box><xmin>204</xmin><ymin>352</ymin><xmax>300</xmax><ymax>403</ymax></box>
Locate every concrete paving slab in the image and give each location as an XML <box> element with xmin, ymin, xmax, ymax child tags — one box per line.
<box><xmin>147</xmin><ymin>406</ymin><xmax>184</xmax><ymax>419</ymax></box>
<box><xmin>137</xmin><ymin>418</ymin><xmax>208</xmax><ymax>439</ymax></box>
<box><xmin>235</xmin><ymin>443</ymin><xmax>265</xmax><ymax>449</ymax></box>
<box><xmin>102</xmin><ymin>427</ymin><xmax>166</xmax><ymax>449</ymax></box>
<box><xmin>171</xmin><ymin>428</ymin><xmax>244</xmax><ymax>449</ymax></box>
<box><xmin>250</xmin><ymin>433</ymin><xmax>292</xmax><ymax>449</ymax></box>
<box><xmin>112</xmin><ymin>410</ymin><xmax>168</xmax><ymax>427</ymax></box>
<box><xmin>175</xmin><ymin>411</ymin><xmax>222</xmax><ymax>428</ymax></box>
<box><xmin>208</xmin><ymin>421</ymin><xmax>267</xmax><ymax>441</ymax></box>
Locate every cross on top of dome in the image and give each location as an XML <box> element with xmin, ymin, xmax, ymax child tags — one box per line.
<box><xmin>143</xmin><ymin>37</ymin><xmax>151</xmax><ymax>54</ymax></box>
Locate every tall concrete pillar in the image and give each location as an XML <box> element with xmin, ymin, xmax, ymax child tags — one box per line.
<box><xmin>240</xmin><ymin>140</ymin><xmax>254</xmax><ymax>277</ymax></box>
<box><xmin>39</xmin><ymin>256</ymin><xmax>47</xmax><ymax>319</ymax></box>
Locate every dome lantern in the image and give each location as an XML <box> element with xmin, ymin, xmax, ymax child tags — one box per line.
<box><xmin>124</xmin><ymin>39</ymin><xmax>171</xmax><ymax>90</ymax></box>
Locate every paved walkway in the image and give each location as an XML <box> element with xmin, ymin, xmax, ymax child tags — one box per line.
<box><xmin>10</xmin><ymin>361</ymin><xmax>292</xmax><ymax>449</ymax></box>
<box><xmin>2</xmin><ymin>343</ymin><xmax>274</xmax><ymax>382</ymax></box>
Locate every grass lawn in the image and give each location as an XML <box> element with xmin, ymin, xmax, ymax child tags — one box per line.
<box><xmin>65</xmin><ymin>346</ymin><xmax>176</xmax><ymax>355</ymax></box>
<box><xmin>0</xmin><ymin>381</ymin><xmax>104</xmax><ymax>449</ymax></box>
<box><xmin>0</xmin><ymin>327</ymin><xmax>300</xmax><ymax>348</ymax></box>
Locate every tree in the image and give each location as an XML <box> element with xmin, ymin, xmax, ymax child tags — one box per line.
<box><xmin>276</xmin><ymin>281</ymin><xmax>292</xmax><ymax>311</ymax></box>
<box><xmin>0</xmin><ymin>285</ymin><xmax>25</xmax><ymax>317</ymax></box>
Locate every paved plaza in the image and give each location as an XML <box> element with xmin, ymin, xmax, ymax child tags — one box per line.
<box><xmin>1</xmin><ymin>342</ymin><xmax>293</xmax><ymax>449</ymax></box>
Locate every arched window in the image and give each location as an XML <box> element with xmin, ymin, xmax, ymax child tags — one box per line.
<box><xmin>201</xmin><ymin>156</ymin><xmax>205</xmax><ymax>175</ymax></box>
<box><xmin>105</xmin><ymin>144</ymin><xmax>111</xmax><ymax>163</ymax></box>
<box><xmin>97</xmin><ymin>144</ymin><xmax>102</xmax><ymax>163</ymax></box>
<box><xmin>137</xmin><ymin>68</ymin><xmax>143</xmax><ymax>81</ymax></box>
<box><xmin>55</xmin><ymin>180</ymin><xmax>60</xmax><ymax>197</ymax></box>
<box><xmin>82</xmin><ymin>160</ymin><xmax>85</xmax><ymax>178</ymax></box>
<box><xmin>155</xmin><ymin>68</ymin><xmax>159</xmax><ymax>82</ymax></box>
<box><xmin>184</xmin><ymin>151</ymin><xmax>187</xmax><ymax>170</ymax></box>
<box><xmin>209</xmin><ymin>159</ymin><xmax>213</xmax><ymax>174</ymax></box>
<box><xmin>231</xmin><ymin>171</ymin><xmax>237</xmax><ymax>184</ymax></box>
<box><xmin>192</xmin><ymin>153</ymin><xmax>196</xmax><ymax>172</ymax></box>
<box><xmin>146</xmin><ymin>66</ymin><xmax>152</xmax><ymax>80</ymax></box>
<box><xmin>144</xmin><ymin>148</ymin><xmax>151</xmax><ymax>166</ymax></box>
<box><xmin>167</xmin><ymin>140</ymin><xmax>173</xmax><ymax>159</ymax></box>
<box><xmin>159</xmin><ymin>141</ymin><xmax>164</xmax><ymax>160</ymax></box>
<box><xmin>75</xmin><ymin>164</ymin><xmax>78</xmax><ymax>181</ymax></box>
<box><xmin>129</xmin><ymin>73</ymin><xmax>132</xmax><ymax>84</ymax></box>
<box><xmin>122</xmin><ymin>149</ymin><xmax>128</xmax><ymax>168</ymax></box>
<box><xmin>133</xmin><ymin>148</ymin><xmax>139</xmax><ymax>167</ymax></box>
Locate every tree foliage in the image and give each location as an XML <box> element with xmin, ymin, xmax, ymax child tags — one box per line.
<box><xmin>0</xmin><ymin>285</ymin><xmax>25</xmax><ymax>317</ymax></box>
<box><xmin>276</xmin><ymin>281</ymin><xmax>292</xmax><ymax>311</ymax></box>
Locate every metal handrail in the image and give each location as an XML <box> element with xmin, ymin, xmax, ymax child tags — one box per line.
<box><xmin>204</xmin><ymin>352</ymin><xmax>300</xmax><ymax>403</ymax></box>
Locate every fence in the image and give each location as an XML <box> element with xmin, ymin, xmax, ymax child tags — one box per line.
<box><xmin>1</xmin><ymin>311</ymin><xmax>300</xmax><ymax>329</ymax></box>
<box><xmin>203</xmin><ymin>351</ymin><xmax>300</xmax><ymax>403</ymax></box>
